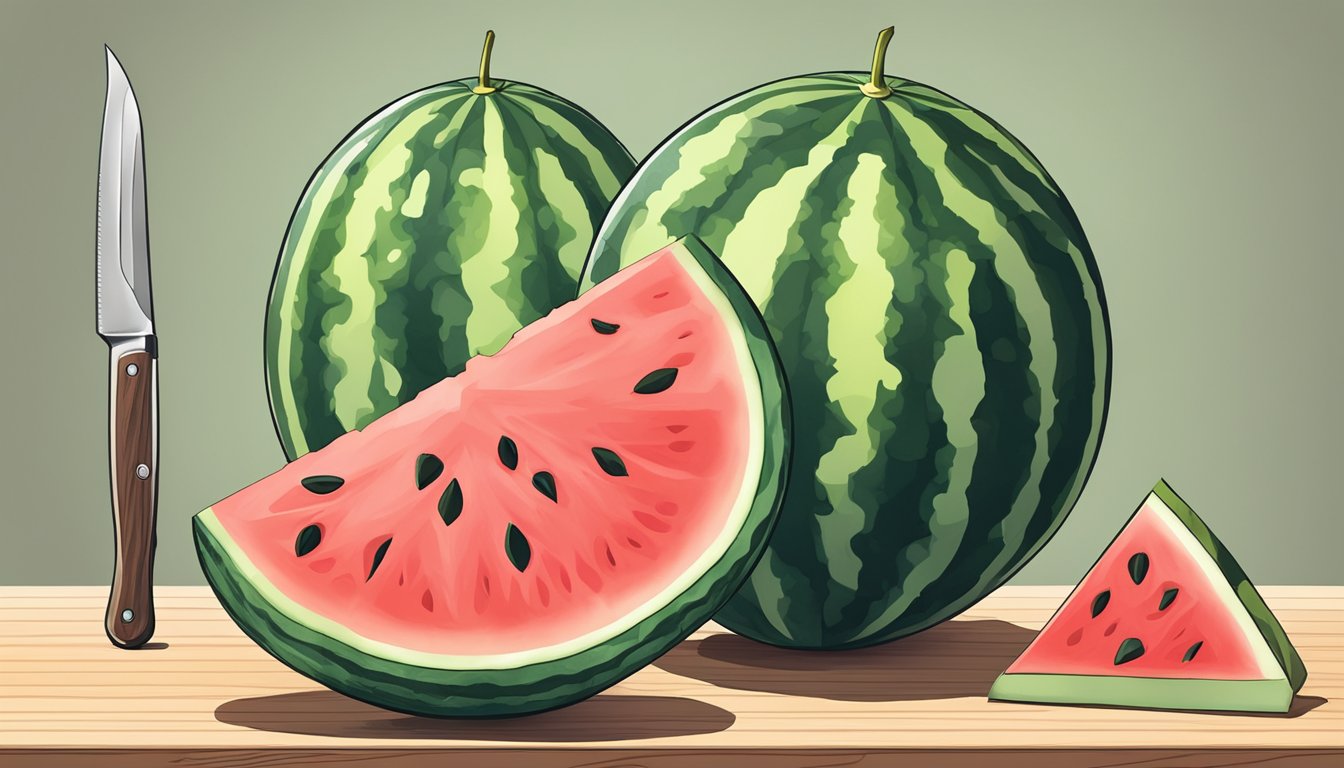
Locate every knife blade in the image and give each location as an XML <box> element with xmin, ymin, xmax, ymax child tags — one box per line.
<box><xmin>96</xmin><ymin>45</ymin><xmax>157</xmax><ymax>649</ymax></box>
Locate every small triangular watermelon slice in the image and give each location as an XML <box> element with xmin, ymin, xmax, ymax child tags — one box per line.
<box><xmin>989</xmin><ymin>479</ymin><xmax>1307</xmax><ymax>713</ymax></box>
<box><xmin>193</xmin><ymin>237</ymin><xmax>790</xmax><ymax>717</ymax></box>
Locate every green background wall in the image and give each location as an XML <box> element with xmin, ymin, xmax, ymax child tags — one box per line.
<box><xmin>1</xmin><ymin>0</ymin><xmax>1340</xmax><ymax>585</ymax></box>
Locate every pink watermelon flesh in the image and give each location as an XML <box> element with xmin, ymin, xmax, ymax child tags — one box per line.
<box><xmin>1005</xmin><ymin>498</ymin><xmax>1258</xmax><ymax>679</ymax></box>
<box><xmin>990</xmin><ymin>480</ymin><xmax>1306</xmax><ymax>713</ymax></box>
<box><xmin>209</xmin><ymin>247</ymin><xmax>753</xmax><ymax>656</ymax></box>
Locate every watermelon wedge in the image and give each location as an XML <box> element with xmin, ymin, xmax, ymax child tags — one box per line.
<box><xmin>989</xmin><ymin>480</ymin><xmax>1307</xmax><ymax>713</ymax></box>
<box><xmin>194</xmin><ymin>237</ymin><xmax>789</xmax><ymax>717</ymax></box>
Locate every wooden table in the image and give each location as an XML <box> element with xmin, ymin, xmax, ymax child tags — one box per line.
<box><xmin>1</xmin><ymin>586</ymin><xmax>1339</xmax><ymax>766</ymax></box>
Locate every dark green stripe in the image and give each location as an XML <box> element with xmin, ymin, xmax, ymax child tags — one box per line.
<box><xmin>832</xmin><ymin>103</ymin><xmax>978</xmax><ymax>642</ymax></box>
<box><xmin>502</xmin><ymin>93</ymin><xmax>634</xmax><ymax>209</ymax></box>
<box><xmin>913</xmin><ymin>102</ymin><xmax>1105</xmax><ymax>589</ymax></box>
<box><xmin>377</xmin><ymin>95</ymin><xmax>483</xmax><ymax>409</ymax></box>
<box><xmin>493</xmin><ymin>98</ymin><xmax>606</xmax><ymax>314</ymax></box>
<box><xmin>857</xmin><ymin>101</ymin><xmax>1052</xmax><ymax>641</ymax></box>
<box><xmin>493</xmin><ymin>101</ymin><xmax>571</xmax><ymax>321</ymax></box>
<box><xmin>503</xmin><ymin>87</ymin><xmax>635</xmax><ymax>190</ymax></box>
<box><xmin>716</xmin><ymin>135</ymin><xmax>868</xmax><ymax>645</ymax></box>
<box><xmin>663</xmin><ymin>96</ymin><xmax>863</xmax><ymax>255</ymax></box>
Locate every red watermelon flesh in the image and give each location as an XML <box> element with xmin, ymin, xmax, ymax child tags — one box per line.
<box><xmin>200</xmin><ymin>240</ymin><xmax>778</xmax><ymax>659</ymax></box>
<box><xmin>1006</xmin><ymin>499</ymin><xmax>1259</xmax><ymax>679</ymax></box>
<box><xmin>990</xmin><ymin>480</ymin><xmax>1307</xmax><ymax>713</ymax></box>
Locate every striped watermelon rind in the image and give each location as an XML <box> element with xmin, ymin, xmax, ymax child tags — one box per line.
<box><xmin>197</xmin><ymin>237</ymin><xmax>791</xmax><ymax>717</ymax></box>
<box><xmin>989</xmin><ymin>480</ymin><xmax>1306</xmax><ymax>712</ymax></box>
<box><xmin>267</xmin><ymin>57</ymin><xmax>635</xmax><ymax>459</ymax></box>
<box><xmin>582</xmin><ymin>56</ymin><xmax>1111</xmax><ymax>648</ymax></box>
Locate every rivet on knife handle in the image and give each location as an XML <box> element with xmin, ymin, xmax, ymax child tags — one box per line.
<box><xmin>106</xmin><ymin>342</ymin><xmax>157</xmax><ymax>648</ymax></box>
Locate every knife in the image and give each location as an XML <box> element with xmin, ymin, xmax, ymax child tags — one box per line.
<box><xmin>96</xmin><ymin>46</ymin><xmax>158</xmax><ymax>649</ymax></box>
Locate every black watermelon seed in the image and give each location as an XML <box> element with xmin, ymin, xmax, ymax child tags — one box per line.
<box><xmin>1091</xmin><ymin>590</ymin><xmax>1111</xmax><ymax>618</ymax></box>
<box><xmin>505</xmin><ymin>524</ymin><xmax>531</xmax><ymax>572</ymax></box>
<box><xmin>1182</xmin><ymin>641</ymin><xmax>1204</xmax><ymax>662</ymax></box>
<box><xmin>367</xmin><ymin>538</ymin><xmax>392</xmax><ymax>581</ymax></box>
<box><xmin>590</xmin><ymin>319</ymin><xmax>620</xmax><ymax>335</ymax></box>
<box><xmin>634</xmin><ymin>368</ymin><xmax>678</xmax><ymax>395</ymax></box>
<box><xmin>301</xmin><ymin>475</ymin><xmax>344</xmax><ymax>494</ymax></box>
<box><xmin>294</xmin><ymin>525</ymin><xmax>322</xmax><ymax>557</ymax></box>
<box><xmin>1158</xmin><ymin>587</ymin><xmax>1180</xmax><ymax>611</ymax></box>
<box><xmin>1114</xmin><ymin>637</ymin><xmax>1146</xmax><ymax>665</ymax></box>
<box><xmin>532</xmin><ymin>471</ymin><xmax>558</xmax><ymax>502</ymax></box>
<box><xmin>415</xmin><ymin>453</ymin><xmax>444</xmax><ymax>490</ymax></box>
<box><xmin>438</xmin><ymin>479</ymin><xmax>463</xmax><ymax>527</ymax></box>
<box><xmin>592</xmin><ymin>447</ymin><xmax>628</xmax><ymax>477</ymax></box>
<box><xmin>498</xmin><ymin>436</ymin><xmax>518</xmax><ymax>470</ymax></box>
<box><xmin>1128</xmin><ymin>552</ymin><xmax>1150</xmax><ymax>585</ymax></box>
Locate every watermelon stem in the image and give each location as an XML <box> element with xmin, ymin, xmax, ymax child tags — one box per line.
<box><xmin>473</xmin><ymin>30</ymin><xmax>498</xmax><ymax>95</ymax></box>
<box><xmin>860</xmin><ymin>26</ymin><xmax>894</xmax><ymax>99</ymax></box>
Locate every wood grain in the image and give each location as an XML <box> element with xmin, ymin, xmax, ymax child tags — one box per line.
<box><xmin>106</xmin><ymin>349</ymin><xmax>156</xmax><ymax>648</ymax></box>
<box><xmin>0</xmin><ymin>586</ymin><xmax>1339</xmax><ymax>767</ymax></box>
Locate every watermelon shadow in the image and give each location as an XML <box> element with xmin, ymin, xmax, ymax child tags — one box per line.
<box><xmin>654</xmin><ymin>619</ymin><xmax>1036</xmax><ymax>701</ymax></box>
<box><xmin>214</xmin><ymin>691</ymin><xmax>734</xmax><ymax>740</ymax></box>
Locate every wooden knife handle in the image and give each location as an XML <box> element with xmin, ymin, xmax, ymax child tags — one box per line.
<box><xmin>106</xmin><ymin>340</ymin><xmax>157</xmax><ymax>648</ymax></box>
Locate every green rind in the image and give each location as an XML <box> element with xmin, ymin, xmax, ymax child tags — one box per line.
<box><xmin>1151</xmin><ymin>480</ymin><xmax>1308</xmax><ymax>691</ymax></box>
<box><xmin>198</xmin><ymin>237</ymin><xmax>791</xmax><ymax>717</ymax></box>
<box><xmin>267</xmin><ymin>78</ymin><xmax>636</xmax><ymax>460</ymax></box>
<box><xmin>988</xmin><ymin>673</ymin><xmax>1294</xmax><ymax>714</ymax></box>
<box><xmin>580</xmin><ymin>72</ymin><xmax>1110</xmax><ymax>649</ymax></box>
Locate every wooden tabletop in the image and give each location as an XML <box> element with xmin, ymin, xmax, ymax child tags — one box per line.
<box><xmin>1</xmin><ymin>586</ymin><xmax>1339</xmax><ymax>767</ymax></box>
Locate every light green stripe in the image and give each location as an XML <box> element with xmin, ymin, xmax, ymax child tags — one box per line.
<box><xmin>505</xmin><ymin>94</ymin><xmax>624</xmax><ymax>196</ymax></box>
<box><xmin>720</xmin><ymin>100</ymin><xmax>867</xmax><ymax>302</ymax></box>
<box><xmin>930</xmin><ymin>100</ymin><xmax>1052</xmax><ymax>191</ymax></box>
<box><xmin>429</xmin><ymin>92</ymin><xmax>474</xmax><ymax>146</ymax></box>
<box><xmin>457</xmin><ymin>98</ymin><xmax>527</xmax><ymax>355</ymax></box>
<box><xmin>850</xmin><ymin>245</ymin><xmax>985</xmax><ymax>643</ymax></box>
<box><xmin>885</xmin><ymin>101</ymin><xmax>1060</xmax><ymax>589</ymax></box>
<box><xmin>529</xmin><ymin>144</ymin><xmax>594</xmax><ymax>280</ymax></box>
<box><xmin>609</xmin><ymin>88</ymin><xmax>856</xmax><ymax>270</ymax></box>
<box><xmin>272</xmin><ymin>132</ymin><xmax>373</xmax><ymax>455</ymax></box>
<box><xmin>493</xmin><ymin>97</ymin><xmax>602</xmax><ymax>286</ymax></box>
<box><xmin>812</xmin><ymin>152</ymin><xmax>905</xmax><ymax>594</ymax></box>
<box><xmin>273</xmin><ymin>90</ymin><xmax>461</xmax><ymax>453</ymax></box>
<box><xmin>320</xmin><ymin>103</ymin><xmax>449</xmax><ymax>429</ymax></box>
<box><xmin>399</xmin><ymin>169</ymin><xmax>430</xmax><ymax>218</ymax></box>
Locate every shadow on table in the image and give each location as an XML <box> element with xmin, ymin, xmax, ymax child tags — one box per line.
<box><xmin>1028</xmin><ymin>694</ymin><xmax>1328</xmax><ymax>719</ymax></box>
<box><xmin>215</xmin><ymin>691</ymin><xmax>734</xmax><ymax>740</ymax></box>
<box><xmin>654</xmin><ymin>619</ymin><xmax>1035</xmax><ymax>702</ymax></box>
<box><xmin>1250</xmin><ymin>695</ymin><xmax>1328</xmax><ymax>718</ymax></box>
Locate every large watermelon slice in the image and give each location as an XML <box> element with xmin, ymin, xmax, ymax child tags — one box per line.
<box><xmin>989</xmin><ymin>480</ymin><xmax>1307</xmax><ymax>713</ymax></box>
<box><xmin>194</xmin><ymin>237</ymin><xmax>789</xmax><ymax>717</ymax></box>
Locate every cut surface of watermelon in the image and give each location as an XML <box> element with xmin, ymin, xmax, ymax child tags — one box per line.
<box><xmin>194</xmin><ymin>237</ymin><xmax>789</xmax><ymax>716</ymax></box>
<box><xmin>989</xmin><ymin>480</ymin><xmax>1306</xmax><ymax>713</ymax></box>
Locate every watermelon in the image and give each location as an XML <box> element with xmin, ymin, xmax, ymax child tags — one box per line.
<box><xmin>196</xmin><ymin>238</ymin><xmax>789</xmax><ymax>717</ymax></box>
<box><xmin>580</xmin><ymin>27</ymin><xmax>1111</xmax><ymax>648</ymax></box>
<box><xmin>267</xmin><ymin>30</ymin><xmax>636</xmax><ymax>460</ymax></box>
<box><xmin>989</xmin><ymin>480</ymin><xmax>1307</xmax><ymax>713</ymax></box>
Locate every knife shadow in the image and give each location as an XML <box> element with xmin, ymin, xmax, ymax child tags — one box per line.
<box><xmin>215</xmin><ymin>690</ymin><xmax>734</xmax><ymax>741</ymax></box>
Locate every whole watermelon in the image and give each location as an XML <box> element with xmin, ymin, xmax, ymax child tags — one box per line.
<box><xmin>268</xmin><ymin>31</ymin><xmax>636</xmax><ymax>459</ymax></box>
<box><xmin>581</xmin><ymin>28</ymin><xmax>1111</xmax><ymax>649</ymax></box>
